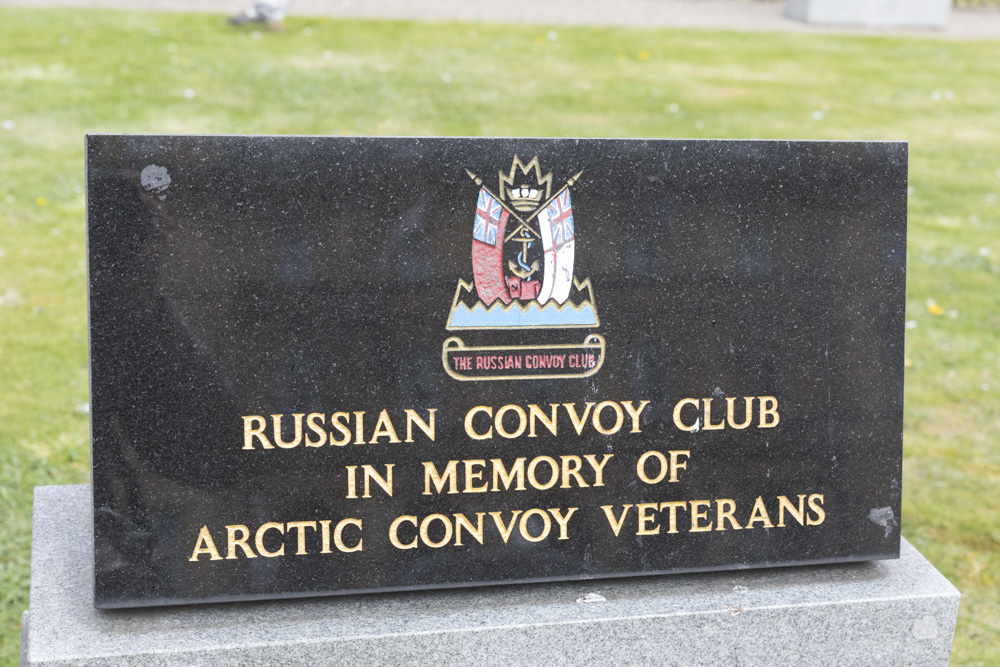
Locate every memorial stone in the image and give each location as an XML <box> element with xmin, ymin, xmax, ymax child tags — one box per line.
<box><xmin>785</xmin><ymin>0</ymin><xmax>952</xmax><ymax>29</ymax></box>
<box><xmin>86</xmin><ymin>135</ymin><xmax>907</xmax><ymax>608</ymax></box>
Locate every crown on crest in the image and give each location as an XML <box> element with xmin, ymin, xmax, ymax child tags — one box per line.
<box><xmin>500</xmin><ymin>155</ymin><xmax>553</xmax><ymax>213</ymax></box>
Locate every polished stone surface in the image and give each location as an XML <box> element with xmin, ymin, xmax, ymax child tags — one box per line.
<box><xmin>24</xmin><ymin>485</ymin><xmax>958</xmax><ymax>666</ymax></box>
<box><xmin>87</xmin><ymin>135</ymin><xmax>907</xmax><ymax>607</ymax></box>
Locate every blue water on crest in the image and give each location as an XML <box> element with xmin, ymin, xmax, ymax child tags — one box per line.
<box><xmin>448</xmin><ymin>302</ymin><xmax>598</xmax><ymax>328</ymax></box>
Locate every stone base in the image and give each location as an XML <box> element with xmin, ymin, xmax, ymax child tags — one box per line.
<box><xmin>785</xmin><ymin>0</ymin><xmax>951</xmax><ymax>29</ymax></box>
<box><xmin>22</xmin><ymin>485</ymin><xmax>960</xmax><ymax>666</ymax></box>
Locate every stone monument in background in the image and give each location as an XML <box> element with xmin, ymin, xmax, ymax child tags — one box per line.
<box><xmin>786</xmin><ymin>0</ymin><xmax>952</xmax><ymax>30</ymax></box>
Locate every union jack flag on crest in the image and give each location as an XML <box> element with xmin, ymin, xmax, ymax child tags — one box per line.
<box><xmin>473</xmin><ymin>189</ymin><xmax>504</xmax><ymax>247</ymax></box>
<box><xmin>545</xmin><ymin>190</ymin><xmax>575</xmax><ymax>247</ymax></box>
<box><xmin>470</xmin><ymin>187</ymin><xmax>511</xmax><ymax>305</ymax></box>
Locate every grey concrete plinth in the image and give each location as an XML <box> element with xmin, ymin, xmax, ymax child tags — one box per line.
<box><xmin>785</xmin><ymin>0</ymin><xmax>951</xmax><ymax>29</ymax></box>
<box><xmin>23</xmin><ymin>485</ymin><xmax>960</xmax><ymax>666</ymax></box>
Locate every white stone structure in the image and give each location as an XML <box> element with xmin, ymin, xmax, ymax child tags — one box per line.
<box><xmin>786</xmin><ymin>0</ymin><xmax>952</xmax><ymax>29</ymax></box>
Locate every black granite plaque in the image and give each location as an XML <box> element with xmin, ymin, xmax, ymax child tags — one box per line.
<box><xmin>87</xmin><ymin>135</ymin><xmax>906</xmax><ymax>608</ymax></box>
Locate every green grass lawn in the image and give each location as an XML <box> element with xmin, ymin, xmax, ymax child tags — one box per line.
<box><xmin>1</xmin><ymin>7</ymin><xmax>998</xmax><ymax>664</ymax></box>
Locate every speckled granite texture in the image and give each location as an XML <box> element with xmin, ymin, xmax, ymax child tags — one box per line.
<box><xmin>23</xmin><ymin>485</ymin><xmax>958</xmax><ymax>666</ymax></box>
<box><xmin>88</xmin><ymin>136</ymin><xmax>908</xmax><ymax>607</ymax></box>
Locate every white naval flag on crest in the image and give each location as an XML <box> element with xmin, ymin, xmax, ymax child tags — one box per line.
<box><xmin>537</xmin><ymin>189</ymin><xmax>576</xmax><ymax>304</ymax></box>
